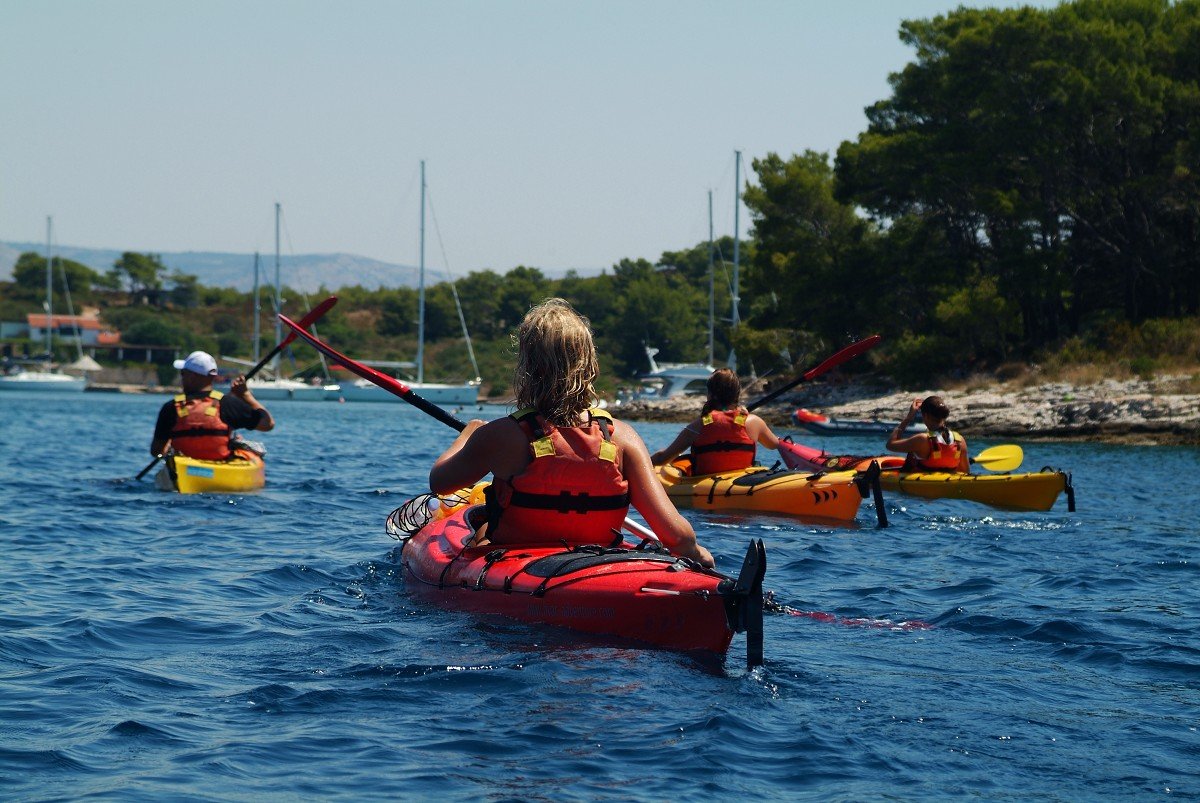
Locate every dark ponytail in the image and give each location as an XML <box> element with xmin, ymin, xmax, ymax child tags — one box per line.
<box><xmin>701</xmin><ymin>368</ymin><xmax>741</xmax><ymax>416</ymax></box>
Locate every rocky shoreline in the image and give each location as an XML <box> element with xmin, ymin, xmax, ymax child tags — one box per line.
<box><xmin>615</xmin><ymin>374</ymin><xmax>1200</xmax><ymax>446</ymax></box>
<box><xmin>81</xmin><ymin>367</ymin><xmax>1200</xmax><ymax>445</ymax></box>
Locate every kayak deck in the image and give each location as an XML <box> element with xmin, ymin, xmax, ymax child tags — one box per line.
<box><xmin>396</xmin><ymin>494</ymin><xmax>765</xmax><ymax>661</ymax></box>
<box><xmin>155</xmin><ymin>451</ymin><xmax>266</xmax><ymax>494</ymax></box>
<box><xmin>657</xmin><ymin>458</ymin><xmax>866</xmax><ymax>523</ymax></box>
<box><xmin>879</xmin><ymin>469</ymin><xmax>1069</xmax><ymax>512</ymax></box>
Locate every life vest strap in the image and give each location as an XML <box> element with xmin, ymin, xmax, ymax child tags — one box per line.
<box><xmin>692</xmin><ymin>441</ymin><xmax>756</xmax><ymax>456</ymax></box>
<box><xmin>171</xmin><ymin>428</ymin><xmax>229</xmax><ymax>438</ymax></box>
<box><xmin>508</xmin><ymin>489</ymin><xmax>631</xmax><ymax>514</ymax></box>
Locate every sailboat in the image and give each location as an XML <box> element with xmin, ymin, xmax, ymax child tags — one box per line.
<box><xmin>0</xmin><ymin>217</ymin><xmax>87</xmax><ymax>392</ymax></box>
<box><xmin>337</xmin><ymin>161</ymin><xmax>480</xmax><ymax>406</ymax></box>
<box><xmin>244</xmin><ymin>204</ymin><xmax>340</xmax><ymax>401</ymax></box>
<box><xmin>635</xmin><ymin>175</ymin><xmax>738</xmax><ymax>400</ymax></box>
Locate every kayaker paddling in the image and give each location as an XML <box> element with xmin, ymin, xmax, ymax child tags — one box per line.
<box><xmin>150</xmin><ymin>350</ymin><xmax>275</xmax><ymax>462</ymax></box>
<box><xmin>650</xmin><ymin>368</ymin><xmax>781</xmax><ymax>474</ymax></box>
<box><xmin>429</xmin><ymin>298</ymin><xmax>715</xmax><ymax>568</ymax></box>
<box><xmin>886</xmin><ymin>395</ymin><xmax>969</xmax><ymax>473</ymax></box>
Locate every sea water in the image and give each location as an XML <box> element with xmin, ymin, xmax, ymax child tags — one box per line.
<box><xmin>1</xmin><ymin>391</ymin><xmax>1197</xmax><ymax>800</ymax></box>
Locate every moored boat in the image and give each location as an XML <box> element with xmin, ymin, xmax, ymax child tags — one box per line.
<box><xmin>792</xmin><ymin>407</ymin><xmax>926</xmax><ymax>436</ymax></box>
<box><xmin>155</xmin><ymin>451</ymin><xmax>266</xmax><ymax>494</ymax></box>
<box><xmin>657</xmin><ymin>457</ymin><xmax>868</xmax><ymax>523</ymax></box>
<box><xmin>392</xmin><ymin>488</ymin><xmax>765</xmax><ymax>663</ymax></box>
<box><xmin>778</xmin><ymin>438</ymin><xmax>1074</xmax><ymax>512</ymax></box>
<box><xmin>0</xmin><ymin>367</ymin><xmax>86</xmax><ymax>392</ymax></box>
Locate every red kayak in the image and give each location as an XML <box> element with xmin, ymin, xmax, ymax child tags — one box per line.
<box><xmin>393</xmin><ymin>494</ymin><xmax>766</xmax><ymax>665</ymax></box>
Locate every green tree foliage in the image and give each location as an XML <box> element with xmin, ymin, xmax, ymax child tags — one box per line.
<box><xmin>121</xmin><ymin>315</ymin><xmax>194</xmax><ymax>348</ymax></box>
<box><xmin>377</xmin><ymin>287</ymin><xmax>419</xmax><ymax>336</ymax></box>
<box><xmin>742</xmin><ymin>151</ymin><xmax>882</xmax><ymax>337</ymax></box>
<box><xmin>835</xmin><ymin>0</ymin><xmax>1200</xmax><ymax>360</ymax></box>
<box><xmin>168</xmin><ymin>272</ymin><xmax>200</xmax><ymax>308</ymax></box>
<box><xmin>108</xmin><ymin>252</ymin><xmax>167</xmax><ymax>303</ymax></box>
<box><xmin>497</xmin><ymin>266</ymin><xmax>551</xmax><ymax>327</ymax></box>
<box><xmin>608</xmin><ymin>262</ymin><xmax>708</xmax><ymax>375</ymax></box>
<box><xmin>11</xmin><ymin>252</ymin><xmax>103</xmax><ymax>302</ymax></box>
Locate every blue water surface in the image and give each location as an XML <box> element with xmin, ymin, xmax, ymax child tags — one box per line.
<box><xmin>1</xmin><ymin>391</ymin><xmax>1198</xmax><ymax>800</ymax></box>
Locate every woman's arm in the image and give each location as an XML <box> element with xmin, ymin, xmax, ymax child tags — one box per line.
<box><xmin>618</xmin><ymin>423</ymin><xmax>714</xmax><ymax>568</ymax></box>
<box><xmin>649</xmin><ymin>421</ymin><xmax>700</xmax><ymax>466</ymax></box>
<box><xmin>886</xmin><ymin>398</ymin><xmax>924</xmax><ymax>453</ymax></box>
<box><xmin>746</xmin><ymin>414</ymin><xmax>779</xmax><ymax>450</ymax></box>
<box><xmin>429</xmin><ymin>419</ymin><xmax>489</xmax><ymax>494</ymax></box>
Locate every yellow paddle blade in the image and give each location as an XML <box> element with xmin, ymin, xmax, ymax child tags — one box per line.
<box><xmin>971</xmin><ymin>444</ymin><xmax>1024</xmax><ymax>472</ymax></box>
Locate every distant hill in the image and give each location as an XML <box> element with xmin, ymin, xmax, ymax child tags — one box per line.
<box><xmin>0</xmin><ymin>241</ymin><xmax>418</xmax><ymax>293</ymax></box>
<box><xmin>1</xmin><ymin>241</ymin><xmax>602</xmax><ymax>293</ymax></box>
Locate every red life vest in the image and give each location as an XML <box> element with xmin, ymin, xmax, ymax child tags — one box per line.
<box><xmin>170</xmin><ymin>391</ymin><xmax>232</xmax><ymax>460</ymax></box>
<box><xmin>486</xmin><ymin>408</ymin><xmax>630</xmax><ymax>546</ymax></box>
<box><xmin>909</xmin><ymin>428</ymin><xmax>966</xmax><ymax>472</ymax></box>
<box><xmin>691</xmin><ymin>408</ymin><xmax>756</xmax><ymax>474</ymax></box>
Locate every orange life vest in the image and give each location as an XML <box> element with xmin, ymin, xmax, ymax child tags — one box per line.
<box><xmin>691</xmin><ymin>408</ymin><xmax>756</xmax><ymax>474</ymax></box>
<box><xmin>909</xmin><ymin>428</ymin><xmax>966</xmax><ymax>472</ymax></box>
<box><xmin>170</xmin><ymin>391</ymin><xmax>232</xmax><ymax>460</ymax></box>
<box><xmin>486</xmin><ymin>408</ymin><xmax>630</xmax><ymax>546</ymax></box>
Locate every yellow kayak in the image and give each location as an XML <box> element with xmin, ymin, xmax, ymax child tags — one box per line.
<box><xmin>778</xmin><ymin>439</ymin><xmax>1074</xmax><ymax>512</ymax></box>
<box><xmin>155</xmin><ymin>451</ymin><xmax>266</xmax><ymax>494</ymax></box>
<box><xmin>656</xmin><ymin>458</ymin><xmax>866</xmax><ymax>522</ymax></box>
<box><xmin>879</xmin><ymin>469</ymin><xmax>1070</xmax><ymax>512</ymax></box>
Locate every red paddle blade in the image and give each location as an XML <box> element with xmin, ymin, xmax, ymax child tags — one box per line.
<box><xmin>280</xmin><ymin>314</ymin><xmax>468</xmax><ymax>432</ymax></box>
<box><xmin>802</xmin><ymin>334</ymin><xmax>882</xmax><ymax>381</ymax></box>
<box><xmin>280</xmin><ymin>314</ymin><xmax>410</xmax><ymax>394</ymax></box>
<box><xmin>281</xmin><ymin>295</ymin><xmax>338</xmax><ymax>345</ymax></box>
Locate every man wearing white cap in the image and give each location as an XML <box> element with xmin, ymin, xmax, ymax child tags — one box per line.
<box><xmin>149</xmin><ymin>350</ymin><xmax>274</xmax><ymax>461</ymax></box>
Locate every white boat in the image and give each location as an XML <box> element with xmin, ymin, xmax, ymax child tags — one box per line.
<box><xmin>336</xmin><ymin>376</ymin><xmax>480</xmax><ymax>406</ymax></box>
<box><xmin>0</xmin><ymin>368</ymin><xmax>86</xmax><ymax>392</ymax></box>
<box><xmin>247</xmin><ymin>376</ymin><xmax>339</xmax><ymax>402</ymax></box>
<box><xmin>0</xmin><ymin>217</ymin><xmax>88</xmax><ymax>393</ymax></box>
<box><xmin>336</xmin><ymin>161</ymin><xmax>479</xmax><ymax>406</ymax></box>
<box><xmin>635</xmin><ymin>347</ymin><xmax>714</xmax><ymax>400</ymax></box>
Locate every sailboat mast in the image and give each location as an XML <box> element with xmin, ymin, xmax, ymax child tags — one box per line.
<box><xmin>273</xmin><ymin>202</ymin><xmax>282</xmax><ymax>375</ymax></box>
<box><xmin>732</xmin><ymin>150</ymin><xmax>741</xmax><ymax>328</ymax></box>
<box><xmin>45</xmin><ymin>216</ymin><xmax>53</xmax><ymax>359</ymax></box>
<box><xmin>707</xmin><ymin>190</ymin><xmax>715</xmax><ymax>367</ymax></box>
<box><xmin>252</xmin><ymin>252</ymin><xmax>261</xmax><ymax>364</ymax></box>
<box><xmin>417</xmin><ymin>160</ymin><xmax>426</xmax><ymax>385</ymax></box>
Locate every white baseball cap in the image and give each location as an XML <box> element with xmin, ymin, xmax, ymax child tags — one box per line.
<box><xmin>173</xmin><ymin>350</ymin><xmax>219</xmax><ymax>376</ymax></box>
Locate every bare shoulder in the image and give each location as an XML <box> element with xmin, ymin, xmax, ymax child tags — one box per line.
<box><xmin>477</xmin><ymin>415</ymin><xmax>524</xmax><ymax>447</ymax></box>
<box><xmin>609</xmin><ymin>417</ymin><xmax>649</xmax><ymax>449</ymax></box>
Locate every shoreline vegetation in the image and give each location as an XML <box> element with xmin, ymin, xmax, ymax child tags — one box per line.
<box><xmin>79</xmin><ymin>363</ymin><xmax>1200</xmax><ymax>446</ymax></box>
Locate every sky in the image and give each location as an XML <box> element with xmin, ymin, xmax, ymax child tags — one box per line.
<box><xmin>1</xmin><ymin>1</ymin><xmax>1055</xmax><ymax>278</ymax></box>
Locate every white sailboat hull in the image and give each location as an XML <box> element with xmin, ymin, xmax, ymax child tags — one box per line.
<box><xmin>247</xmin><ymin>377</ymin><xmax>340</xmax><ymax>401</ymax></box>
<box><xmin>335</xmin><ymin>378</ymin><xmax>478</xmax><ymax>406</ymax></box>
<box><xmin>0</xmin><ymin>370</ymin><xmax>87</xmax><ymax>392</ymax></box>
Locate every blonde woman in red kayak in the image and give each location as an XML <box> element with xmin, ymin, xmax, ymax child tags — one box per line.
<box><xmin>886</xmin><ymin>395</ymin><xmax>970</xmax><ymax>473</ymax></box>
<box><xmin>650</xmin><ymin>368</ymin><xmax>781</xmax><ymax>474</ymax></box>
<box><xmin>430</xmin><ymin>298</ymin><xmax>714</xmax><ymax>568</ymax></box>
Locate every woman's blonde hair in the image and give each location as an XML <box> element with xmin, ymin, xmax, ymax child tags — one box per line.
<box><xmin>513</xmin><ymin>298</ymin><xmax>598</xmax><ymax>426</ymax></box>
<box><xmin>702</xmin><ymin>368</ymin><xmax>742</xmax><ymax>415</ymax></box>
